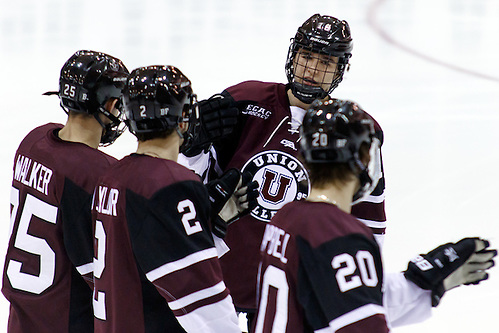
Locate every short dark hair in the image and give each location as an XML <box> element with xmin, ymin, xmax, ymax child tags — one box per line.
<box><xmin>307</xmin><ymin>162</ymin><xmax>354</xmax><ymax>188</ymax></box>
<box><xmin>67</xmin><ymin>110</ymin><xmax>94</xmax><ymax>119</ymax></box>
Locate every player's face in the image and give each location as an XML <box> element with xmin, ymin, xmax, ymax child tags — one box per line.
<box><xmin>293</xmin><ymin>49</ymin><xmax>339</xmax><ymax>93</ymax></box>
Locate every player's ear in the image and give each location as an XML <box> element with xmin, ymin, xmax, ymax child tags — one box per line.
<box><xmin>104</xmin><ymin>98</ymin><xmax>118</xmax><ymax>113</ymax></box>
<box><xmin>178</xmin><ymin>120</ymin><xmax>188</xmax><ymax>132</ymax></box>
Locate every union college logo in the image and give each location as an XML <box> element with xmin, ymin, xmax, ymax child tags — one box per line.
<box><xmin>241</xmin><ymin>150</ymin><xmax>310</xmax><ymax>222</ymax></box>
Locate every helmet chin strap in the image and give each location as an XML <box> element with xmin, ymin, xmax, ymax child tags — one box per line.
<box><xmin>175</xmin><ymin>126</ymin><xmax>184</xmax><ymax>140</ymax></box>
<box><xmin>290</xmin><ymin>82</ymin><xmax>328</xmax><ymax>105</ymax></box>
<box><xmin>94</xmin><ymin>106</ymin><xmax>123</xmax><ymax>146</ymax></box>
<box><xmin>93</xmin><ymin>110</ymin><xmax>107</xmax><ymax>130</ymax></box>
<box><xmin>350</xmin><ymin>156</ymin><xmax>373</xmax><ymax>204</ymax></box>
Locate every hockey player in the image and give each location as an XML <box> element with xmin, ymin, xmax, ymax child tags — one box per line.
<box><xmin>92</xmin><ymin>65</ymin><xmax>245</xmax><ymax>332</ymax></box>
<box><xmin>254</xmin><ymin>99</ymin><xmax>389</xmax><ymax>332</ymax></box>
<box><xmin>180</xmin><ymin>13</ymin><xmax>386</xmax><ymax>326</ymax></box>
<box><xmin>2</xmin><ymin>50</ymin><xmax>129</xmax><ymax>332</ymax></box>
<box><xmin>180</xmin><ymin>13</ymin><xmax>497</xmax><ymax>330</ymax></box>
<box><xmin>253</xmin><ymin>99</ymin><xmax>496</xmax><ymax>332</ymax></box>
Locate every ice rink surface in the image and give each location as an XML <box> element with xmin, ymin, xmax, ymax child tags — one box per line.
<box><xmin>0</xmin><ymin>0</ymin><xmax>498</xmax><ymax>331</ymax></box>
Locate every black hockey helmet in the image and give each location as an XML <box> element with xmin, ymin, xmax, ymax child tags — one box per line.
<box><xmin>286</xmin><ymin>14</ymin><xmax>353</xmax><ymax>104</ymax></box>
<box><xmin>300</xmin><ymin>99</ymin><xmax>379</xmax><ymax>202</ymax></box>
<box><xmin>46</xmin><ymin>50</ymin><xmax>129</xmax><ymax>145</ymax></box>
<box><xmin>123</xmin><ymin>65</ymin><xmax>196</xmax><ymax>136</ymax></box>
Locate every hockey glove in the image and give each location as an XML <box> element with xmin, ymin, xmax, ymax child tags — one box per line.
<box><xmin>206</xmin><ymin>169</ymin><xmax>259</xmax><ymax>238</ymax></box>
<box><xmin>232</xmin><ymin>170</ymin><xmax>259</xmax><ymax>216</ymax></box>
<box><xmin>404</xmin><ymin>237</ymin><xmax>496</xmax><ymax>307</ymax></box>
<box><xmin>206</xmin><ymin>169</ymin><xmax>241</xmax><ymax>238</ymax></box>
<box><xmin>182</xmin><ymin>94</ymin><xmax>239</xmax><ymax>156</ymax></box>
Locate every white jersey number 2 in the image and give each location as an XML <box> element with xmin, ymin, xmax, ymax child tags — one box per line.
<box><xmin>93</xmin><ymin>220</ymin><xmax>107</xmax><ymax>320</ymax></box>
<box><xmin>92</xmin><ymin>199</ymin><xmax>203</xmax><ymax>321</ymax></box>
<box><xmin>177</xmin><ymin>199</ymin><xmax>202</xmax><ymax>235</ymax></box>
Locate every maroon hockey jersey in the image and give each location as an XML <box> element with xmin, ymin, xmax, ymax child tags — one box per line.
<box><xmin>211</xmin><ymin>81</ymin><xmax>386</xmax><ymax>311</ymax></box>
<box><xmin>253</xmin><ymin>201</ymin><xmax>388</xmax><ymax>333</ymax></box>
<box><xmin>2</xmin><ymin>123</ymin><xmax>117</xmax><ymax>332</ymax></box>
<box><xmin>92</xmin><ymin>154</ymin><xmax>239</xmax><ymax>333</ymax></box>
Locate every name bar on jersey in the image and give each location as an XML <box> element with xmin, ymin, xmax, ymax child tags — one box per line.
<box><xmin>14</xmin><ymin>154</ymin><xmax>53</xmax><ymax>196</ymax></box>
<box><xmin>94</xmin><ymin>186</ymin><xmax>119</xmax><ymax>217</ymax></box>
<box><xmin>261</xmin><ymin>224</ymin><xmax>290</xmax><ymax>264</ymax></box>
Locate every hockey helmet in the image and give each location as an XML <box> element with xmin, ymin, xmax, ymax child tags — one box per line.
<box><xmin>286</xmin><ymin>14</ymin><xmax>353</xmax><ymax>104</ymax></box>
<box><xmin>300</xmin><ymin>99</ymin><xmax>380</xmax><ymax>203</ymax></box>
<box><xmin>123</xmin><ymin>65</ymin><xmax>196</xmax><ymax>136</ymax></box>
<box><xmin>48</xmin><ymin>50</ymin><xmax>129</xmax><ymax>145</ymax></box>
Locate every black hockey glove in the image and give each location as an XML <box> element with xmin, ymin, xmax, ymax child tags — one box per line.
<box><xmin>231</xmin><ymin>170</ymin><xmax>259</xmax><ymax>218</ymax></box>
<box><xmin>182</xmin><ymin>94</ymin><xmax>239</xmax><ymax>156</ymax></box>
<box><xmin>404</xmin><ymin>237</ymin><xmax>496</xmax><ymax>307</ymax></box>
<box><xmin>206</xmin><ymin>169</ymin><xmax>241</xmax><ymax>238</ymax></box>
<box><xmin>206</xmin><ymin>169</ymin><xmax>259</xmax><ymax>238</ymax></box>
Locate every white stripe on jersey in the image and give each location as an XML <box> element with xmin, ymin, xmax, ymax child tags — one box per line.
<box><xmin>176</xmin><ymin>294</ymin><xmax>240</xmax><ymax>332</ymax></box>
<box><xmin>146</xmin><ymin>247</ymin><xmax>218</xmax><ymax>282</ymax></box>
<box><xmin>76</xmin><ymin>262</ymin><xmax>93</xmax><ymax>275</ymax></box>
<box><xmin>359</xmin><ymin>192</ymin><xmax>385</xmax><ymax>204</ymax></box>
<box><xmin>315</xmin><ymin>304</ymin><xmax>386</xmax><ymax>332</ymax></box>
<box><xmin>168</xmin><ymin>281</ymin><xmax>227</xmax><ymax>311</ymax></box>
<box><xmin>357</xmin><ymin>218</ymin><xmax>386</xmax><ymax>230</ymax></box>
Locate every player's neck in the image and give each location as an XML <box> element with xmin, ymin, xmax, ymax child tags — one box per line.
<box><xmin>136</xmin><ymin>136</ymin><xmax>180</xmax><ymax>161</ymax></box>
<box><xmin>307</xmin><ymin>182</ymin><xmax>356</xmax><ymax>213</ymax></box>
<box><xmin>59</xmin><ymin>115</ymin><xmax>102</xmax><ymax>149</ymax></box>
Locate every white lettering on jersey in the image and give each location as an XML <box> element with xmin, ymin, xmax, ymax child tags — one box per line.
<box><xmin>242</xmin><ymin>104</ymin><xmax>272</xmax><ymax>119</ymax></box>
<box><xmin>14</xmin><ymin>155</ymin><xmax>53</xmax><ymax>196</ymax></box>
<box><xmin>280</xmin><ymin>139</ymin><xmax>297</xmax><ymax>151</ymax></box>
<box><xmin>260</xmin><ymin>224</ymin><xmax>290</xmax><ymax>264</ymax></box>
<box><xmin>95</xmin><ymin>186</ymin><xmax>119</xmax><ymax>216</ymax></box>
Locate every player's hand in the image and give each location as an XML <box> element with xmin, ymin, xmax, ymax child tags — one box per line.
<box><xmin>199</xmin><ymin>94</ymin><xmax>239</xmax><ymax>140</ymax></box>
<box><xmin>404</xmin><ymin>237</ymin><xmax>497</xmax><ymax>307</ymax></box>
<box><xmin>206</xmin><ymin>169</ymin><xmax>259</xmax><ymax>238</ymax></box>
<box><xmin>444</xmin><ymin>240</ymin><xmax>496</xmax><ymax>290</ymax></box>
<box><xmin>222</xmin><ymin>170</ymin><xmax>259</xmax><ymax>221</ymax></box>
<box><xmin>182</xmin><ymin>94</ymin><xmax>239</xmax><ymax>156</ymax></box>
<box><xmin>206</xmin><ymin>169</ymin><xmax>241</xmax><ymax>238</ymax></box>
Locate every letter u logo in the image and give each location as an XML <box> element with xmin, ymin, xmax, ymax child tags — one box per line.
<box><xmin>260</xmin><ymin>169</ymin><xmax>292</xmax><ymax>204</ymax></box>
